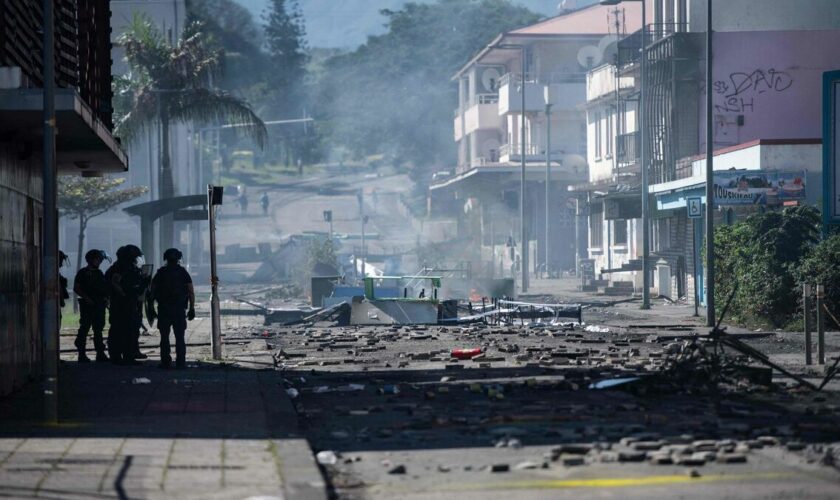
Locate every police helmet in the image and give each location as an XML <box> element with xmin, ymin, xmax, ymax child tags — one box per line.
<box><xmin>116</xmin><ymin>244</ymin><xmax>143</xmax><ymax>262</ymax></box>
<box><xmin>163</xmin><ymin>248</ymin><xmax>183</xmax><ymax>263</ymax></box>
<box><xmin>85</xmin><ymin>248</ymin><xmax>108</xmax><ymax>263</ymax></box>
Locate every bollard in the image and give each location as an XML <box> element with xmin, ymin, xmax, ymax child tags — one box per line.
<box><xmin>817</xmin><ymin>284</ymin><xmax>826</xmax><ymax>365</ymax></box>
<box><xmin>804</xmin><ymin>284</ymin><xmax>812</xmax><ymax>365</ymax></box>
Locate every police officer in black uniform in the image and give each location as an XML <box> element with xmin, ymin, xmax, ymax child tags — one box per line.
<box><xmin>105</xmin><ymin>245</ymin><xmax>148</xmax><ymax>365</ymax></box>
<box><xmin>58</xmin><ymin>251</ymin><xmax>70</xmax><ymax>315</ymax></box>
<box><xmin>150</xmin><ymin>248</ymin><xmax>195</xmax><ymax>369</ymax></box>
<box><xmin>73</xmin><ymin>249</ymin><xmax>110</xmax><ymax>363</ymax></box>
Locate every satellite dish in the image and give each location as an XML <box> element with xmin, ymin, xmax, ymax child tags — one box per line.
<box><xmin>480</xmin><ymin>67</ymin><xmax>501</xmax><ymax>92</ymax></box>
<box><xmin>577</xmin><ymin>45</ymin><xmax>602</xmax><ymax>69</ymax></box>
<box><xmin>598</xmin><ymin>34</ymin><xmax>619</xmax><ymax>55</ymax></box>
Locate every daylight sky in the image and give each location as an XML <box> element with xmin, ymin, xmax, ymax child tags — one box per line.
<box><xmin>233</xmin><ymin>0</ymin><xmax>598</xmax><ymax>48</ymax></box>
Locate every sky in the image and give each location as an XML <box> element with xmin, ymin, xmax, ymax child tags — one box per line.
<box><xmin>233</xmin><ymin>0</ymin><xmax>599</xmax><ymax>49</ymax></box>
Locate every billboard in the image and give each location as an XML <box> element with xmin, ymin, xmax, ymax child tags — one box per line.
<box><xmin>713</xmin><ymin>171</ymin><xmax>806</xmax><ymax>206</ymax></box>
<box><xmin>824</xmin><ymin>70</ymin><xmax>840</xmax><ymax>226</ymax></box>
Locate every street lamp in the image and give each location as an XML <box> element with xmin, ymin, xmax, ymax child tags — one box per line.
<box><xmin>600</xmin><ymin>0</ymin><xmax>650</xmax><ymax>309</ymax></box>
<box><xmin>494</xmin><ymin>43</ymin><xmax>529</xmax><ymax>293</ymax></box>
<box><xmin>544</xmin><ymin>98</ymin><xmax>553</xmax><ymax>279</ymax></box>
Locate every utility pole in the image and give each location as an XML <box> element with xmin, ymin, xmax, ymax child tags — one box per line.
<box><xmin>545</xmin><ymin>100</ymin><xmax>553</xmax><ymax>279</ymax></box>
<box><xmin>640</xmin><ymin>0</ymin><xmax>650</xmax><ymax>309</ymax></box>
<box><xmin>520</xmin><ymin>46</ymin><xmax>529</xmax><ymax>293</ymax></box>
<box><xmin>41</xmin><ymin>0</ymin><xmax>58</xmax><ymax>423</ymax></box>
<box><xmin>208</xmin><ymin>185</ymin><xmax>223</xmax><ymax>360</ymax></box>
<box><xmin>705</xmin><ymin>0</ymin><xmax>716</xmax><ymax>326</ymax></box>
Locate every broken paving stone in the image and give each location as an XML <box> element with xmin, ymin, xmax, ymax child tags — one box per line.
<box><xmin>553</xmin><ymin>444</ymin><xmax>593</xmax><ymax>455</ymax></box>
<box><xmin>688</xmin><ymin>469</ymin><xmax>702</xmax><ymax>478</ymax></box>
<box><xmin>786</xmin><ymin>442</ymin><xmax>806</xmax><ymax>451</ymax></box>
<box><xmin>316</xmin><ymin>451</ymin><xmax>338</xmax><ymax>466</ymax></box>
<box><xmin>489</xmin><ymin>464</ymin><xmax>510</xmax><ymax>473</ymax></box>
<box><xmin>648</xmin><ymin>453</ymin><xmax>673</xmax><ymax>465</ymax></box>
<box><xmin>632</xmin><ymin>441</ymin><xmax>665</xmax><ymax>451</ymax></box>
<box><xmin>437</xmin><ymin>465</ymin><xmax>451</xmax><ymax>473</ymax></box>
<box><xmin>514</xmin><ymin>461</ymin><xmax>540</xmax><ymax>470</ymax></box>
<box><xmin>388</xmin><ymin>464</ymin><xmax>407</xmax><ymax>474</ymax></box>
<box><xmin>716</xmin><ymin>453</ymin><xmax>748</xmax><ymax>464</ymax></box>
<box><xmin>561</xmin><ymin>456</ymin><xmax>585</xmax><ymax>467</ymax></box>
<box><xmin>617</xmin><ymin>451</ymin><xmax>646</xmax><ymax>462</ymax></box>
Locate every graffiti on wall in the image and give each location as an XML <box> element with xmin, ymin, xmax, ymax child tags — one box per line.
<box><xmin>712</xmin><ymin>68</ymin><xmax>795</xmax><ymax>142</ymax></box>
<box><xmin>714</xmin><ymin>68</ymin><xmax>794</xmax><ymax>113</ymax></box>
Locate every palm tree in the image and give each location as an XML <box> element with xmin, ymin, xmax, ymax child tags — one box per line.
<box><xmin>115</xmin><ymin>14</ymin><xmax>267</xmax><ymax>252</ymax></box>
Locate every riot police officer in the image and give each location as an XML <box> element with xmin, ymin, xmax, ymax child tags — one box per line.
<box><xmin>73</xmin><ymin>249</ymin><xmax>110</xmax><ymax>362</ymax></box>
<box><xmin>105</xmin><ymin>245</ymin><xmax>148</xmax><ymax>365</ymax></box>
<box><xmin>150</xmin><ymin>248</ymin><xmax>195</xmax><ymax>369</ymax></box>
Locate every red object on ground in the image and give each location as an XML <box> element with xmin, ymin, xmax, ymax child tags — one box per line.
<box><xmin>451</xmin><ymin>348</ymin><xmax>482</xmax><ymax>359</ymax></box>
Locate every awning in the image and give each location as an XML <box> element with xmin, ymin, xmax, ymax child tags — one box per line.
<box><xmin>0</xmin><ymin>88</ymin><xmax>127</xmax><ymax>175</ymax></box>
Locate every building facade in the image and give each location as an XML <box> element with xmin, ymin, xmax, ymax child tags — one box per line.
<box><xmin>430</xmin><ymin>3</ymin><xmax>641</xmax><ymax>289</ymax></box>
<box><xmin>580</xmin><ymin>0</ymin><xmax>840</xmax><ymax>303</ymax></box>
<box><xmin>0</xmin><ymin>0</ymin><xmax>126</xmax><ymax>395</ymax></box>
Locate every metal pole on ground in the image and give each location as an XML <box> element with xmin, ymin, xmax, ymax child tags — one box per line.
<box><xmin>41</xmin><ymin>0</ymin><xmax>58</xmax><ymax>423</ymax></box>
<box><xmin>208</xmin><ymin>185</ymin><xmax>223</xmax><ymax>360</ymax></box>
<box><xmin>804</xmin><ymin>284</ymin><xmax>813</xmax><ymax>366</ymax></box>
<box><xmin>817</xmin><ymin>284</ymin><xmax>826</xmax><ymax>365</ymax></box>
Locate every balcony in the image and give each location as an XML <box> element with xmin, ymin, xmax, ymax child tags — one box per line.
<box><xmin>617</xmin><ymin>23</ymin><xmax>689</xmax><ymax>70</ymax></box>
<box><xmin>586</xmin><ymin>64</ymin><xmax>635</xmax><ymax>102</ymax></box>
<box><xmin>454</xmin><ymin>93</ymin><xmax>501</xmax><ymax>141</ymax></box>
<box><xmin>497</xmin><ymin>73</ymin><xmax>545</xmax><ymax>115</ymax></box>
<box><xmin>616</xmin><ymin>131</ymin><xmax>639</xmax><ymax>168</ymax></box>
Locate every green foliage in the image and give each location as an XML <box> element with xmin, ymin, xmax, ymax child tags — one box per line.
<box><xmin>797</xmin><ymin>235</ymin><xmax>840</xmax><ymax>319</ymax></box>
<box><xmin>58</xmin><ymin>177</ymin><xmax>148</xmax><ymax>222</ymax></box>
<box><xmin>307</xmin><ymin>237</ymin><xmax>338</xmax><ymax>273</ymax></box>
<box><xmin>314</xmin><ymin>0</ymin><xmax>539</xmax><ymax>181</ymax></box>
<box><xmin>713</xmin><ymin>206</ymin><xmax>821</xmax><ymax>327</ymax></box>
<box><xmin>58</xmin><ymin>177</ymin><xmax>148</xmax><ymax>270</ymax></box>
<box><xmin>115</xmin><ymin>13</ymin><xmax>267</xmax><ymax>150</ymax></box>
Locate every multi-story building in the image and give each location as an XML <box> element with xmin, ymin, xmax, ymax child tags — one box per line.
<box><xmin>0</xmin><ymin>0</ymin><xmax>127</xmax><ymax>395</ymax></box>
<box><xmin>429</xmin><ymin>2</ymin><xmax>641</xmax><ymax>287</ymax></box>
<box><xmin>580</xmin><ymin>0</ymin><xmax>840</xmax><ymax>304</ymax></box>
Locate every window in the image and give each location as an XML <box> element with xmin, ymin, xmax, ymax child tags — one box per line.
<box><xmin>653</xmin><ymin>218</ymin><xmax>671</xmax><ymax>251</ymax></box>
<box><xmin>594</xmin><ymin>112</ymin><xmax>602</xmax><ymax>159</ymax></box>
<box><xmin>590</xmin><ymin>202</ymin><xmax>603</xmax><ymax>249</ymax></box>
<box><xmin>605</xmin><ymin>108</ymin><xmax>614</xmax><ymax>158</ymax></box>
<box><xmin>613</xmin><ymin>219</ymin><xmax>627</xmax><ymax>246</ymax></box>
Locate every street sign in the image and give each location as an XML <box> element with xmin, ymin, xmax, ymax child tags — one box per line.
<box><xmin>687</xmin><ymin>196</ymin><xmax>702</xmax><ymax>219</ymax></box>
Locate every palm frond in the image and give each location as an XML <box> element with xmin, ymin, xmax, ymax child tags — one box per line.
<box><xmin>169</xmin><ymin>89</ymin><xmax>268</xmax><ymax>148</ymax></box>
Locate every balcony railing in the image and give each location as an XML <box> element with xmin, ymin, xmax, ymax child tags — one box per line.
<box><xmin>616</xmin><ymin>131</ymin><xmax>639</xmax><ymax>167</ymax></box>
<box><xmin>617</xmin><ymin>23</ymin><xmax>689</xmax><ymax>69</ymax></box>
<box><xmin>471</xmin><ymin>93</ymin><xmax>499</xmax><ymax>105</ymax></box>
<box><xmin>500</xmin><ymin>143</ymin><xmax>541</xmax><ymax>158</ymax></box>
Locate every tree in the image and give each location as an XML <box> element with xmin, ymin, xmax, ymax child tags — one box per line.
<box><xmin>116</xmin><ymin>14</ymin><xmax>267</xmax><ymax>252</ymax></box>
<box><xmin>263</xmin><ymin>0</ymin><xmax>310</xmax><ymax>167</ymax></box>
<box><xmin>58</xmin><ymin>176</ymin><xmax>148</xmax><ymax>273</ymax></box>
<box><xmin>315</xmin><ymin>0</ymin><xmax>539</xmax><ymax>181</ymax></box>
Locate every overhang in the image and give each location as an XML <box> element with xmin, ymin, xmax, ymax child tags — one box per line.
<box><xmin>0</xmin><ymin>88</ymin><xmax>127</xmax><ymax>175</ymax></box>
<box><xmin>429</xmin><ymin>163</ymin><xmax>587</xmax><ymax>194</ymax></box>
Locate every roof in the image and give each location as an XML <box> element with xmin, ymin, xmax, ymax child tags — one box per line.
<box><xmin>510</xmin><ymin>2</ymin><xmax>643</xmax><ymax>36</ymax></box>
<box><xmin>453</xmin><ymin>2</ymin><xmax>644</xmax><ymax>79</ymax></box>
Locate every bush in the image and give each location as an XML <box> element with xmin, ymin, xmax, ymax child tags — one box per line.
<box><xmin>713</xmin><ymin>206</ymin><xmax>821</xmax><ymax>327</ymax></box>
<box><xmin>797</xmin><ymin>234</ymin><xmax>840</xmax><ymax>320</ymax></box>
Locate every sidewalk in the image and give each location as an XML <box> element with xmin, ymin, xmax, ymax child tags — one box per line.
<box><xmin>0</xmin><ymin>314</ymin><xmax>325</xmax><ymax>500</ymax></box>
